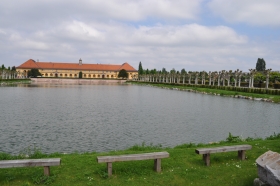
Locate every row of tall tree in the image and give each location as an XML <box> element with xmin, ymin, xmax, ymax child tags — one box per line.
<box><xmin>0</xmin><ymin>64</ymin><xmax>17</xmax><ymax>79</ymax></box>
<box><xmin>137</xmin><ymin>59</ymin><xmax>280</xmax><ymax>83</ymax></box>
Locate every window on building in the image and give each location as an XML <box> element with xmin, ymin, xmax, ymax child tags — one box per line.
<box><xmin>98</xmin><ymin>75</ymin><xmax>100</xmax><ymax>77</ymax></box>
<box><xmin>93</xmin><ymin>75</ymin><xmax>96</xmax><ymax>77</ymax></box>
<box><xmin>74</xmin><ymin>74</ymin><xmax>77</xmax><ymax>77</ymax></box>
<box><xmin>45</xmin><ymin>74</ymin><xmax>48</xmax><ymax>76</ymax></box>
<box><xmin>65</xmin><ymin>74</ymin><xmax>68</xmax><ymax>77</ymax></box>
<box><xmin>88</xmin><ymin>75</ymin><xmax>91</xmax><ymax>78</ymax></box>
<box><xmin>70</xmin><ymin>74</ymin><xmax>72</xmax><ymax>77</ymax></box>
<box><xmin>107</xmin><ymin>75</ymin><xmax>109</xmax><ymax>78</ymax></box>
<box><xmin>84</xmin><ymin>74</ymin><xmax>86</xmax><ymax>77</ymax></box>
<box><xmin>111</xmin><ymin>75</ymin><xmax>114</xmax><ymax>78</ymax></box>
<box><xmin>60</xmin><ymin>74</ymin><xmax>62</xmax><ymax>76</ymax></box>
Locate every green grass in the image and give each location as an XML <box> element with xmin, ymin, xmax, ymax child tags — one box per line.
<box><xmin>0</xmin><ymin>79</ymin><xmax>31</xmax><ymax>84</ymax></box>
<box><xmin>129</xmin><ymin>82</ymin><xmax>280</xmax><ymax>103</ymax></box>
<box><xmin>1</xmin><ymin>134</ymin><xmax>280</xmax><ymax>186</ymax></box>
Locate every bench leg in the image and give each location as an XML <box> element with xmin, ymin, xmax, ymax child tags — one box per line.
<box><xmin>107</xmin><ymin>162</ymin><xmax>112</xmax><ymax>177</ymax></box>
<box><xmin>154</xmin><ymin>158</ymin><xmax>161</xmax><ymax>172</ymax></box>
<box><xmin>203</xmin><ymin>154</ymin><xmax>210</xmax><ymax>166</ymax></box>
<box><xmin>44</xmin><ymin>166</ymin><xmax>50</xmax><ymax>176</ymax></box>
<box><xmin>238</xmin><ymin>150</ymin><xmax>246</xmax><ymax>160</ymax></box>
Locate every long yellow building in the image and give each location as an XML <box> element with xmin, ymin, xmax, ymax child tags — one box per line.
<box><xmin>16</xmin><ymin>59</ymin><xmax>138</xmax><ymax>79</ymax></box>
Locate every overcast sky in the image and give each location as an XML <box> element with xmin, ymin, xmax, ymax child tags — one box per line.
<box><xmin>1</xmin><ymin>0</ymin><xmax>279</xmax><ymax>72</ymax></box>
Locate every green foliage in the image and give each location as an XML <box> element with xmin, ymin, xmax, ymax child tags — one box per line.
<box><xmin>11</xmin><ymin>66</ymin><xmax>16</xmax><ymax>71</ymax></box>
<box><xmin>0</xmin><ymin>152</ymin><xmax>13</xmax><ymax>160</ymax></box>
<box><xmin>170</xmin><ymin>68</ymin><xmax>176</xmax><ymax>74</ymax></box>
<box><xmin>128</xmin><ymin>142</ymin><xmax>162</xmax><ymax>151</ymax></box>
<box><xmin>266</xmin><ymin>132</ymin><xmax>280</xmax><ymax>140</ymax></box>
<box><xmin>174</xmin><ymin>143</ymin><xmax>196</xmax><ymax>149</ymax></box>
<box><xmin>27</xmin><ymin>69</ymin><xmax>42</xmax><ymax>78</ymax></box>
<box><xmin>118</xmin><ymin>69</ymin><xmax>128</xmax><ymax>79</ymax></box>
<box><xmin>145</xmin><ymin>68</ymin><xmax>150</xmax><ymax>74</ymax></box>
<box><xmin>150</xmin><ymin>69</ymin><xmax>157</xmax><ymax>74</ymax></box>
<box><xmin>79</xmin><ymin>71</ymin><xmax>83</xmax><ymax>78</ymax></box>
<box><xmin>256</xmin><ymin>58</ymin><xmax>266</xmax><ymax>71</ymax></box>
<box><xmin>138</xmin><ymin>61</ymin><xmax>144</xmax><ymax>75</ymax></box>
<box><xmin>18</xmin><ymin>145</ymin><xmax>46</xmax><ymax>159</ymax></box>
<box><xmin>162</xmin><ymin>68</ymin><xmax>167</xmax><ymax>74</ymax></box>
<box><xmin>181</xmin><ymin>68</ymin><xmax>187</xmax><ymax>74</ymax></box>
<box><xmin>226</xmin><ymin>132</ymin><xmax>242</xmax><ymax>143</ymax></box>
<box><xmin>270</xmin><ymin>71</ymin><xmax>280</xmax><ymax>83</ymax></box>
<box><xmin>255</xmin><ymin>72</ymin><xmax>265</xmax><ymax>83</ymax></box>
<box><xmin>32</xmin><ymin>174</ymin><xmax>56</xmax><ymax>185</ymax></box>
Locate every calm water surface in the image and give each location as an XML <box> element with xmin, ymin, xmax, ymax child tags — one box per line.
<box><xmin>0</xmin><ymin>83</ymin><xmax>279</xmax><ymax>154</ymax></box>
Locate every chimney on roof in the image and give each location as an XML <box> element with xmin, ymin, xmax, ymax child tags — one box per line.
<box><xmin>79</xmin><ymin>58</ymin><xmax>82</xmax><ymax>65</ymax></box>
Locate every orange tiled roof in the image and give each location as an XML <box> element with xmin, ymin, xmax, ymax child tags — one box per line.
<box><xmin>17</xmin><ymin>59</ymin><xmax>137</xmax><ymax>72</ymax></box>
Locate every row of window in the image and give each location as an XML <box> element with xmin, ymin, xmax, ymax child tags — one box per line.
<box><xmin>41</xmin><ymin>74</ymin><xmax>115</xmax><ymax>78</ymax></box>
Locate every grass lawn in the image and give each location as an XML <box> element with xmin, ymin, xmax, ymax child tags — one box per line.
<box><xmin>0</xmin><ymin>135</ymin><xmax>279</xmax><ymax>186</ymax></box>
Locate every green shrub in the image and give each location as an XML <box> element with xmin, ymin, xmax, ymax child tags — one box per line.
<box><xmin>266</xmin><ymin>133</ymin><xmax>280</xmax><ymax>140</ymax></box>
<box><xmin>226</xmin><ymin>132</ymin><xmax>242</xmax><ymax>143</ymax></box>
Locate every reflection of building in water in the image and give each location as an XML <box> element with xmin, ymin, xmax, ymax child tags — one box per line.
<box><xmin>16</xmin><ymin>59</ymin><xmax>138</xmax><ymax>79</ymax></box>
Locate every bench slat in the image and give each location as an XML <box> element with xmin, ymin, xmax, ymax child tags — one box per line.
<box><xmin>195</xmin><ymin>145</ymin><xmax>252</xmax><ymax>155</ymax></box>
<box><xmin>0</xmin><ymin>158</ymin><xmax>61</xmax><ymax>168</ymax></box>
<box><xmin>97</xmin><ymin>152</ymin><xmax>169</xmax><ymax>163</ymax></box>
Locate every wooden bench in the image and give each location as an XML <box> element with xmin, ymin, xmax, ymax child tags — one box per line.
<box><xmin>97</xmin><ymin>152</ymin><xmax>169</xmax><ymax>177</ymax></box>
<box><xmin>0</xmin><ymin>158</ymin><xmax>61</xmax><ymax>176</ymax></box>
<box><xmin>195</xmin><ymin>145</ymin><xmax>252</xmax><ymax>166</ymax></box>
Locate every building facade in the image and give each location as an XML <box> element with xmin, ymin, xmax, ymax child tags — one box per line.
<box><xmin>16</xmin><ymin>59</ymin><xmax>138</xmax><ymax>79</ymax></box>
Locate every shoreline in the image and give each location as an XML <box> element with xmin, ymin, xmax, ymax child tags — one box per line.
<box><xmin>129</xmin><ymin>82</ymin><xmax>280</xmax><ymax>103</ymax></box>
<box><xmin>30</xmin><ymin>78</ymin><xmax>127</xmax><ymax>84</ymax></box>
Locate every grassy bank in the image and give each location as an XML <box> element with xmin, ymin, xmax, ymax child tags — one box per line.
<box><xmin>1</xmin><ymin>134</ymin><xmax>280</xmax><ymax>186</ymax></box>
<box><xmin>0</xmin><ymin>79</ymin><xmax>31</xmax><ymax>85</ymax></box>
<box><xmin>129</xmin><ymin>82</ymin><xmax>280</xmax><ymax>103</ymax></box>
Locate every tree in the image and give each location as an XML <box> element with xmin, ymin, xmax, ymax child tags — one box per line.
<box><xmin>79</xmin><ymin>71</ymin><xmax>83</xmax><ymax>78</ymax></box>
<box><xmin>254</xmin><ymin>72</ymin><xmax>265</xmax><ymax>83</ymax></box>
<box><xmin>145</xmin><ymin>68</ymin><xmax>150</xmax><ymax>74</ymax></box>
<box><xmin>170</xmin><ymin>68</ymin><xmax>176</xmax><ymax>74</ymax></box>
<box><xmin>256</xmin><ymin>58</ymin><xmax>266</xmax><ymax>71</ymax></box>
<box><xmin>118</xmin><ymin>69</ymin><xmax>128</xmax><ymax>79</ymax></box>
<box><xmin>181</xmin><ymin>68</ymin><xmax>187</xmax><ymax>74</ymax></box>
<box><xmin>11</xmin><ymin>66</ymin><xmax>16</xmax><ymax>71</ymax></box>
<box><xmin>138</xmin><ymin>61</ymin><xmax>144</xmax><ymax>75</ymax></box>
<box><xmin>162</xmin><ymin>68</ymin><xmax>167</xmax><ymax>74</ymax></box>
<box><xmin>270</xmin><ymin>71</ymin><xmax>280</xmax><ymax>83</ymax></box>
<box><xmin>27</xmin><ymin>69</ymin><xmax>42</xmax><ymax>77</ymax></box>
<box><xmin>150</xmin><ymin>69</ymin><xmax>157</xmax><ymax>74</ymax></box>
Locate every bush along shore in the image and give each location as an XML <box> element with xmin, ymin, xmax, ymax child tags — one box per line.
<box><xmin>128</xmin><ymin>81</ymin><xmax>280</xmax><ymax>103</ymax></box>
<box><xmin>0</xmin><ymin>79</ymin><xmax>31</xmax><ymax>85</ymax></box>
<box><xmin>0</xmin><ymin>133</ymin><xmax>280</xmax><ymax>185</ymax></box>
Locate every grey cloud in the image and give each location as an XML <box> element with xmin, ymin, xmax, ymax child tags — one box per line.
<box><xmin>208</xmin><ymin>0</ymin><xmax>280</xmax><ymax>26</ymax></box>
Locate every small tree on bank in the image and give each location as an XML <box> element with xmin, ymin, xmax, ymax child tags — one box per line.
<box><xmin>118</xmin><ymin>69</ymin><xmax>128</xmax><ymax>79</ymax></box>
<box><xmin>256</xmin><ymin>58</ymin><xmax>266</xmax><ymax>71</ymax></box>
<box><xmin>27</xmin><ymin>69</ymin><xmax>41</xmax><ymax>77</ymax></box>
<box><xmin>138</xmin><ymin>61</ymin><xmax>144</xmax><ymax>75</ymax></box>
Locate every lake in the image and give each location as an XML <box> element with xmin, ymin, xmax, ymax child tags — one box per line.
<box><xmin>0</xmin><ymin>83</ymin><xmax>279</xmax><ymax>154</ymax></box>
